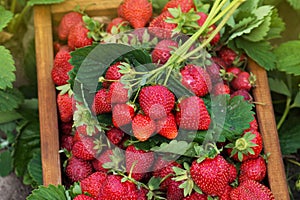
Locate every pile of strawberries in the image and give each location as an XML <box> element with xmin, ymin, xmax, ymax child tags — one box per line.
<box><xmin>51</xmin><ymin>0</ymin><xmax>275</xmax><ymax>199</ymax></box>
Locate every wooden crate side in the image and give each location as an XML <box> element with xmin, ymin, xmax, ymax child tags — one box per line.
<box><xmin>34</xmin><ymin>5</ymin><xmax>62</xmax><ymax>186</ymax></box>
<box><xmin>249</xmin><ymin>59</ymin><xmax>290</xmax><ymax>200</ymax></box>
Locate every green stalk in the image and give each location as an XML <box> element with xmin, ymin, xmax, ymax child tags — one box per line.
<box><xmin>10</xmin><ymin>0</ymin><xmax>17</xmax><ymax>13</ymax></box>
<box><xmin>8</xmin><ymin>2</ymin><xmax>31</xmax><ymax>33</ymax></box>
<box><xmin>277</xmin><ymin>97</ymin><xmax>291</xmax><ymax>130</ymax></box>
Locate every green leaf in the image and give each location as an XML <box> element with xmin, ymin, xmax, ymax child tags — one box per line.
<box><xmin>0</xmin><ymin>88</ymin><xmax>24</xmax><ymax>112</ymax></box>
<box><xmin>0</xmin><ymin>6</ymin><xmax>13</xmax><ymax>32</ymax></box>
<box><xmin>152</xmin><ymin>0</ymin><xmax>169</xmax><ymax>13</ymax></box>
<box><xmin>228</xmin><ymin>16</ymin><xmax>259</xmax><ymax>41</ymax></box>
<box><xmin>237</xmin><ymin>0</ymin><xmax>259</xmax><ymax>11</ymax></box>
<box><xmin>28</xmin><ymin>151</ymin><xmax>43</xmax><ymax>186</ymax></box>
<box><xmin>279</xmin><ymin>112</ymin><xmax>300</xmax><ymax>155</ymax></box>
<box><xmin>28</xmin><ymin>0</ymin><xmax>64</xmax><ymax>6</ymax></box>
<box><xmin>151</xmin><ymin>140</ymin><xmax>192</xmax><ymax>155</ymax></box>
<box><xmin>0</xmin><ymin>110</ymin><xmax>22</xmax><ymax>124</ymax></box>
<box><xmin>242</xmin><ymin>15</ymin><xmax>271</xmax><ymax>42</ymax></box>
<box><xmin>26</xmin><ymin>185</ymin><xmax>67</xmax><ymax>200</ymax></box>
<box><xmin>235</xmin><ymin>38</ymin><xmax>276</xmax><ymax>70</ymax></box>
<box><xmin>0</xmin><ymin>46</ymin><xmax>16</xmax><ymax>89</ymax></box>
<box><xmin>274</xmin><ymin>40</ymin><xmax>300</xmax><ymax>76</ymax></box>
<box><xmin>0</xmin><ymin>150</ymin><xmax>13</xmax><ymax>176</ymax></box>
<box><xmin>287</xmin><ymin>0</ymin><xmax>300</xmax><ymax>10</ymax></box>
<box><xmin>212</xmin><ymin>95</ymin><xmax>254</xmax><ymax>141</ymax></box>
<box><xmin>291</xmin><ymin>91</ymin><xmax>300</xmax><ymax>108</ymax></box>
<box><xmin>265</xmin><ymin>9</ymin><xmax>285</xmax><ymax>40</ymax></box>
<box><xmin>147</xmin><ymin>177</ymin><xmax>162</xmax><ymax>191</ymax></box>
<box><xmin>268</xmin><ymin>77</ymin><xmax>291</xmax><ymax>97</ymax></box>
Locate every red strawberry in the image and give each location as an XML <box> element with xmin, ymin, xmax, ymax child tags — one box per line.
<box><xmin>247</xmin><ymin>117</ymin><xmax>258</xmax><ymax>131</ymax></box>
<box><xmin>97</xmin><ymin>175</ymin><xmax>139</xmax><ymax>199</ymax></box>
<box><xmin>226</xmin><ymin>66</ymin><xmax>242</xmax><ymax>77</ymax></box>
<box><xmin>51</xmin><ymin>48</ymin><xmax>73</xmax><ymax>86</ymax></box>
<box><xmin>125</xmin><ymin>145</ymin><xmax>154</xmax><ymax>181</ymax></box>
<box><xmin>231</xmin><ymin>71</ymin><xmax>255</xmax><ymax>91</ymax></box>
<box><xmin>152</xmin><ymin>157</ymin><xmax>182</xmax><ymax>190</ymax></box>
<box><xmin>219</xmin><ymin>185</ymin><xmax>233</xmax><ymax>200</ymax></box>
<box><xmin>166</xmin><ymin>180</ymin><xmax>184</xmax><ymax>200</ymax></box>
<box><xmin>103</xmin><ymin>62</ymin><xmax>124</xmax><ymax>88</ymax></box>
<box><xmin>73</xmin><ymin>194</ymin><xmax>94</xmax><ymax>200</ymax></box>
<box><xmin>57</xmin><ymin>93</ymin><xmax>73</xmax><ymax>123</ymax></box>
<box><xmin>72</xmin><ymin>137</ymin><xmax>99</xmax><ymax>160</ymax></box>
<box><xmin>149</xmin><ymin>11</ymin><xmax>177</xmax><ymax>38</ymax></box>
<box><xmin>112</xmin><ymin>103</ymin><xmax>135</xmax><ymax>128</ymax></box>
<box><xmin>239</xmin><ymin>156</ymin><xmax>267</xmax><ymax>183</ymax></box>
<box><xmin>60</xmin><ymin>121</ymin><xmax>73</xmax><ymax>135</ymax></box>
<box><xmin>176</xmin><ymin>96</ymin><xmax>211</xmax><ymax>130</ymax></box>
<box><xmin>197</xmin><ymin>12</ymin><xmax>220</xmax><ymax>45</ymax></box>
<box><xmin>183</xmin><ymin>192</ymin><xmax>207</xmax><ymax>200</ymax></box>
<box><xmin>80</xmin><ymin>171</ymin><xmax>107</xmax><ymax>197</ymax></box>
<box><xmin>92</xmin><ymin>89</ymin><xmax>112</xmax><ymax>115</ymax></box>
<box><xmin>107</xmin><ymin>81</ymin><xmax>128</xmax><ymax>104</ymax></box>
<box><xmin>106</xmin><ymin>127</ymin><xmax>125</xmax><ymax>145</ymax></box>
<box><xmin>152</xmin><ymin>39</ymin><xmax>178</xmax><ymax>65</ymax></box>
<box><xmin>122</xmin><ymin>0</ymin><xmax>152</xmax><ymax>28</ymax></box>
<box><xmin>162</xmin><ymin>0</ymin><xmax>195</xmax><ymax>13</ymax></box>
<box><xmin>76</xmin><ymin>124</ymin><xmax>100</xmax><ymax>137</ymax></box>
<box><xmin>206</xmin><ymin>61</ymin><xmax>222</xmax><ymax>83</ymax></box>
<box><xmin>218</xmin><ymin>46</ymin><xmax>246</xmax><ymax>67</ymax></box>
<box><xmin>65</xmin><ymin>156</ymin><xmax>93</xmax><ymax>182</ymax></box>
<box><xmin>106</xmin><ymin>17</ymin><xmax>130</xmax><ymax>34</ymax></box>
<box><xmin>58</xmin><ymin>12</ymin><xmax>83</xmax><ymax>40</ymax></box>
<box><xmin>68</xmin><ymin>23</ymin><xmax>93</xmax><ymax>50</ymax></box>
<box><xmin>139</xmin><ymin>85</ymin><xmax>175</xmax><ymax>120</ymax></box>
<box><xmin>228</xmin><ymin>163</ymin><xmax>238</xmax><ymax>183</ymax></box>
<box><xmin>137</xmin><ymin>187</ymin><xmax>148</xmax><ymax>200</ymax></box>
<box><xmin>156</xmin><ymin>113</ymin><xmax>178</xmax><ymax>139</ymax></box>
<box><xmin>230</xmin><ymin>89</ymin><xmax>253</xmax><ymax>101</ymax></box>
<box><xmin>180</xmin><ymin>64</ymin><xmax>212</xmax><ymax>97</ymax></box>
<box><xmin>92</xmin><ymin>149</ymin><xmax>113</xmax><ymax>172</ymax></box>
<box><xmin>212</xmin><ymin>82</ymin><xmax>230</xmax><ymax>96</ymax></box>
<box><xmin>230</xmin><ymin>180</ymin><xmax>275</xmax><ymax>200</ymax></box>
<box><xmin>60</xmin><ymin>135</ymin><xmax>74</xmax><ymax>151</ymax></box>
<box><xmin>132</xmin><ymin>114</ymin><xmax>156</xmax><ymax>142</ymax></box>
<box><xmin>226</xmin><ymin>130</ymin><xmax>263</xmax><ymax>162</ymax></box>
<box><xmin>190</xmin><ymin>155</ymin><xmax>231</xmax><ymax>196</ymax></box>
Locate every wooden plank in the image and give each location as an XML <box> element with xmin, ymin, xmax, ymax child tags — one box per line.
<box><xmin>34</xmin><ymin>5</ymin><xmax>62</xmax><ymax>186</ymax></box>
<box><xmin>248</xmin><ymin>59</ymin><xmax>290</xmax><ymax>200</ymax></box>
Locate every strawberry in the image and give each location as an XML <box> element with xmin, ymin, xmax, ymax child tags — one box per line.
<box><xmin>226</xmin><ymin>130</ymin><xmax>263</xmax><ymax>162</ymax></box>
<box><xmin>230</xmin><ymin>180</ymin><xmax>275</xmax><ymax>200</ymax></box>
<box><xmin>231</xmin><ymin>71</ymin><xmax>256</xmax><ymax>91</ymax></box>
<box><xmin>190</xmin><ymin>155</ymin><xmax>231</xmax><ymax>196</ymax></box>
<box><xmin>137</xmin><ymin>187</ymin><xmax>148</xmax><ymax>200</ymax></box>
<box><xmin>197</xmin><ymin>12</ymin><xmax>220</xmax><ymax>45</ymax></box>
<box><xmin>211</xmin><ymin>82</ymin><xmax>230</xmax><ymax>96</ymax></box>
<box><xmin>106</xmin><ymin>127</ymin><xmax>125</xmax><ymax>145</ymax></box>
<box><xmin>51</xmin><ymin>48</ymin><xmax>73</xmax><ymax>86</ymax></box>
<box><xmin>219</xmin><ymin>185</ymin><xmax>233</xmax><ymax>200</ymax></box>
<box><xmin>247</xmin><ymin>117</ymin><xmax>258</xmax><ymax>131</ymax></box>
<box><xmin>239</xmin><ymin>156</ymin><xmax>267</xmax><ymax>183</ymax></box>
<box><xmin>117</xmin><ymin>3</ymin><xmax>124</xmax><ymax>18</ymax></box>
<box><xmin>228</xmin><ymin>163</ymin><xmax>238</xmax><ymax>183</ymax></box>
<box><xmin>122</xmin><ymin>0</ymin><xmax>152</xmax><ymax>28</ymax></box>
<box><xmin>162</xmin><ymin>0</ymin><xmax>195</xmax><ymax>13</ymax></box>
<box><xmin>97</xmin><ymin>175</ymin><xmax>139</xmax><ymax>200</ymax></box>
<box><xmin>106</xmin><ymin>17</ymin><xmax>130</xmax><ymax>34</ymax></box>
<box><xmin>180</xmin><ymin>64</ymin><xmax>212</xmax><ymax>97</ymax></box>
<box><xmin>152</xmin><ymin>157</ymin><xmax>182</xmax><ymax>190</ymax></box>
<box><xmin>152</xmin><ymin>39</ymin><xmax>178</xmax><ymax>65</ymax></box>
<box><xmin>125</xmin><ymin>145</ymin><xmax>154</xmax><ymax>181</ymax></box>
<box><xmin>103</xmin><ymin>62</ymin><xmax>124</xmax><ymax>88</ymax></box>
<box><xmin>92</xmin><ymin>149</ymin><xmax>113</xmax><ymax>172</ymax></box>
<box><xmin>57</xmin><ymin>93</ymin><xmax>73</xmax><ymax>123</ymax></box>
<box><xmin>72</xmin><ymin>136</ymin><xmax>99</xmax><ymax>160</ymax></box>
<box><xmin>58</xmin><ymin>12</ymin><xmax>83</xmax><ymax>40</ymax></box>
<box><xmin>206</xmin><ymin>61</ymin><xmax>222</xmax><ymax>83</ymax></box>
<box><xmin>218</xmin><ymin>46</ymin><xmax>246</xmax><ymax>67</ymax></box>
<box><xmin>92</xmin><ymin>88</ymin><xmax>112</xmax><ymax>115</ymax></box>
<box><xmin>60</xmin><ymin>135</ymin><xmax>74</xmax><ymax>151</ymax></box>
<box><xmin>68</xmin><ymin>23</ymin><xmax>93</xmax><ymax>50</ymax></box>
<box><xmin>139</xmin><ymin>85</ymin><xmax>175</xmax><ymax>120</ymax></box>
<box><xmin>166</xmin><ymin>180</ymin><xmax>184</xmax><ymax>200</ymax></box>
<box><xmin>183</xmin><ymin>192</ymin><xmax>207</xmax><ymax>200</ymax></box>
<box><xmin>76</xmin><ymin>124</ymin><xmax>100</xmax><ymax>137</ymax></box>
<box><xmin>65</xmin><ymin>156</ymin><xmax>93</xmax><ymax>182</ymax></box>
<box><xmin>80</xmin><ymin>171</ymin><xmax>107</xmax><ymax>197</ymax></box>
<box><xmin>230</xmin><ymin>89</ymin><xmax>253</xmax><ymax>101</ymax></box>
<box><xmin>60</xmin><ymin>121</ymin><xmax>73</xmax><ymax>135</ymax></box>
<box><xmin>149</xmin><ymin>11</ymin><xmax>177</xmax><ymax>38</ymax></box>
<box><xmin>156</xmin><ymin>113</ymin><xmax>178</xmax><ymax>139</ymax></box>
<box><xmin>112</xmin><ymin>103</ymin><xmax>135</xmax><ymax>128</ymax></box>
<box><xmin>226</xmin><ymin>66</ymin><xmax>242</xmax><ymax>77</ymax></box>
<box><xmin>176</xmin><ymin>96</ymin><xmax>211</xmax><ymax>130</ymax></box>
<box><xmin>132</xmin><ymin>114</ymin><xmax>156</xmax><ymax>142</ymax></box>
<box><xmin>73</xmin><ymin>194</ymin><xmax>94</xmax><ymax>200</ymax></box>
<box><xmin>107</xmin><ymin>81</ymin><xmax>129</xmax><ymax>104</ymax></box>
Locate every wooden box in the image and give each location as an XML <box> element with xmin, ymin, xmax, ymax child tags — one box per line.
<box><xmin>33</xmin><ymin>1</ymin><xmax>290</xmax><ymax>199</ymax></box>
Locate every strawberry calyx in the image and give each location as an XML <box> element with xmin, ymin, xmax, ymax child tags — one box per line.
<box><xmin>226</xmin><ymin>132</ymin><xmax>258</xmax><ymax>162</ymax></box>
<box><xmin>249</xmin><ymin>72</ymin><xmax>257</xmax><ymax>87</ymax></box>
<box><xmin>82</xmin><ymin>15</ymin><xmax>107</xmax><ymax>42</ymax></box>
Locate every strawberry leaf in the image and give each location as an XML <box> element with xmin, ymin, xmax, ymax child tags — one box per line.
<box><xmin>265</xmin><ymin>8</ymin><xmax>285</xmax><ymax>40</ymax></box>
<box><xmin>26</xmin><ymin>185</ymin><xmax>68</xmax><ymax>200</ymax></box>
<box><xmin>268</xmin><ymin>77</ymin><xmax>291</xmax><ymax>97</ymax></box>
<box><xmin>151</xmin><ymin>140</ymin><xmax>193</xmax><ymax>155</ymax></box>
<box><xmin>0</xmin><ymin>88</ymin><xmax>23</xmax><ymax>112</ymax></box>
<box><xmin>0</xmin><ymin>46</ymin><xmax>16</xmax><ymax>90</ymax></box>
<box><xmin>291</xmin><ymin>91</ymin><xmax>300</xmax><ymax>108</ymax></box>
<box><xmin>0</xmin><ymin>150</ymin><xmax>13</xmax><ymax>176</ymax></box>
<box><xmin>0</xmin><ymin>6</ymin><xmax>13</xmax><ymax>32</ymax></box>
<box><xmin>287</xmin><ymin>0</ymin><xmax>300</xmax><ymax>10</ymax></box>
<box><xmin>27</xmin><ymin>150</ymin><xmax>43</xmax><ymax>186</ymax></box>
<box><xmin>27</xmin><ymin>0</ymin><xmax>64</xmax><ymax>6</ymax></box>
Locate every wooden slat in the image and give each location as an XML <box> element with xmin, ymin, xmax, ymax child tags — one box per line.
<box><xmin>248</xmin><ymin>59</ymin><xmax>290</xmax><ymax>200</ymax></box>
<box><xmin>34</xmin><ymin>5</ymin><xmax>62</xmax><ymax>186</ymax></box>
